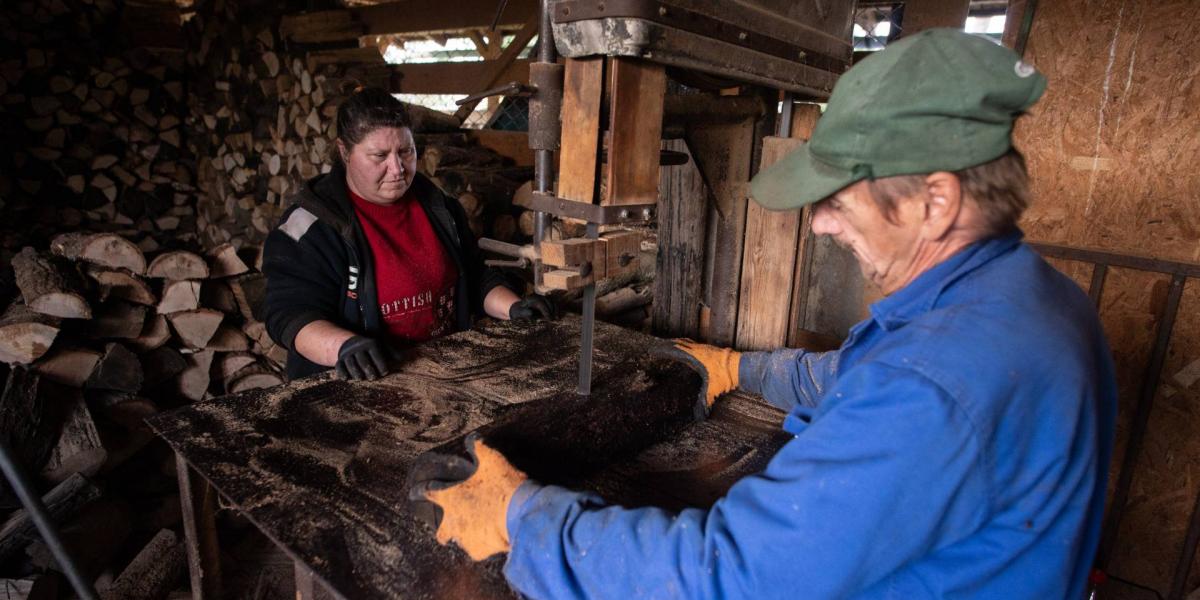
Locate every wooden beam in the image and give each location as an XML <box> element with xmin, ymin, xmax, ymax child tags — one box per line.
<box><xmin>897</xmin><ymin>0</ymin><xmax>972</xmax><ymax>37</ymax></box>
<box><xmin>176</xmin><ymin>453</ymin><xmax>222</xmax><ymax>600</ymax></box>
<box><xmin>735</xmin><ymin>136</ymin><xmax>805</xmax><ymax>350</ymax></box>
<box><xmin>392</xmin><ymin>59</ymin><xmax>530</xmax><ymax>94</ymax></box>
<box><xmin>354</xmin><ymin>0</ymin><xmax>537</xmax><ymax>36</ymax></box>
<box><xmin>306</xmin><ymin>46</ymin><xmax>384</xmax><ymax>71</ymax></box>
<box><xmin>604</xmin><ymin>59</ymin><xmax>667</xmax><ymax>206</ymax></box>
<box><xmin>556</xmin><ymin>58</ymin><xmax>606</xmax><ymax>204</ymax></box>
<box><xmin>279</xmin><ymin>10</ymin><xmax>365</xmax><ymax>44</ymax></box>
<box><xmin>653</xmin><ymin>139</ymin><xmax>708</xmax><ymax>338</ymax></box>
<box><xmin>453</xmin><ymin>15</ymin><xmax>539</xmax><ymax>122</ymax></box>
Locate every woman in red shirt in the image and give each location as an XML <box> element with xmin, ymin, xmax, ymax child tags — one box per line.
<box><xmin>263</xmin><ymin>88</ymin><xmax>552</xmax><ymax>381</ymax></box>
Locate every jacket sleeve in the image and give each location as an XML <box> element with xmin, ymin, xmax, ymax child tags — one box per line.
<box><xmin>261</xmin><ymin>209</ymin><xmax>347</xmax><ymax>351</ymax></box>
<box><xmin>737</xmin><ymin>348</ymin><xmax>840</xmax><ymax>410</ymax></box>
<box><xmin>445</xmin><ymin>195</ymin><xmax>521</xmax><ymax>313</ymax></box>
<box><xmin>503</xmin><ymin>363</ymin><xmax>988</xmax><ymax>599</ymax></box>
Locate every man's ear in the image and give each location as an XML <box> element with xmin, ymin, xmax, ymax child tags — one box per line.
<box><xmin>922</xmin><ymin>172</ymin><xmax>962</xmax><ymax>240</ymax></box>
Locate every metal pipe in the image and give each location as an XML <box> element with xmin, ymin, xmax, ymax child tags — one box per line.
<box><xmin>0</xmin><ymin>441</ymin><xmax>99</xmax><ymax>600</ymax></box>
<box><xmin>531</xmin><ymin>0</ymin><xmax>560</xmax><ymax>287</ymax></box>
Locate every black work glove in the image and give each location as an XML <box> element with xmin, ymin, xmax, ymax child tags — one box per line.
<box><xmin>335</xmin><ymin>335</ymin><xmax>390</xmax><ymax>381</ymax></box>
<box><xmin>405</xmin><ymin>432</ymin><xmax>482</xmax><ymax>531</ymax></box>
<box><xmin>508</xmin><ymin>294</ymin><xmax>556</xmax><ymax>321</ymax></box>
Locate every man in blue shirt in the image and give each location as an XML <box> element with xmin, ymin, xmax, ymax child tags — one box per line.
<box><xmin>413</xmin><ymin>29</ymin><xmax>1117</xmax><ymax>599</ymax></box>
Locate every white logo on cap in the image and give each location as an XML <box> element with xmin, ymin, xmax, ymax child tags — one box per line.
<box><xmin>1014</xmin><ymin>61</ymin><xmax>1036</xmax><ymax>78</ymax></box>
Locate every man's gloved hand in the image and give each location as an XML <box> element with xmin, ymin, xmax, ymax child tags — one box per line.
<box><xmin>508</xmin><ymin>294</ymin><xmax>556</xmax><ymax>321</ymax></box>
<box><xmin>407</xmin><ymin>433</ymin><xmax>527</xmax><ymax>561</ymax></box>
<box><xmin>335</xmin><ymin>335</ymin><xmax>390</xmax><ymax>381</ymax></box>
<box><xmin>673</xmin><ymin>339</ymin><xmax>741</xmax><ymax>409</ymax></box>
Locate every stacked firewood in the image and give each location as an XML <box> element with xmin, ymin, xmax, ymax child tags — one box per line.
<box><xmin>416</xmin><ymin>133</ymin><xmax>533</xmax><ymax>243</ymax></box>
<box><xmin>0</xmin><ymin>3</ymin><xmax>199</xmax><ymax>265</ymax></box>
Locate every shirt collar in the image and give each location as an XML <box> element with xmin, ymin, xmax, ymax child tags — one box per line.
<box><xmin>869</xmin><ymin>229</ymin><xmax>1024</xmax><ymax>331</ymax></box>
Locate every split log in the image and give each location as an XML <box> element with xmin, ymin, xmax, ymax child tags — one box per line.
<box><xmin>142</xmin><ymin>346</ymin><xmax>186</xmax><ymax>388</ymax></box>
<box><xmin>227</xmin><ymin>365</ymin><xmax>284</xmax><ymax>394</ymax></box>
<box><xmin>40</xmin><ymin>394</ymin><xmax>108</xmax><ymax>484</ymax></box>
<box><xmin>12</xmin><ymin>248</ymin><xmax>92</xmax><ymax>319</ymax></box>
<box><xmin>102</xmin><ymin>529</ymin><xmax>185</xmax><ymax>600</ymax></box>
<box><xmin>0</xmin><ymin>369</ymin><xmax>66</xmax><ymax>498</ymax></box>
<box><xmin>27</xmin><ymin>499</ymin><xmax>131</xmax><ymax>582</ymax></box>
<box><xmin>228</xmin><ymin>274</ymin><xmax>265</xmax><ymax>321</ymax></box>
<box><xmin>147</xmin><ymin>251</ymin><xmax>209</xmax><ymax>279</ymax></box>
<box><xmin>85</xmin><ymin>343</ymin><xmax>143</xmax><ymax>393</ymax></box>
<box><xmin>93</xmin><ymin>394</ymin><xmax>158</xmax><ymax>474</ymax></box>
<box><xmin>88</xmin><ymin>301</ymin><xmax>147</xmax><ymax>340</ymax></box>
<box><xmin>157</xmin><ymin>280</ymin><xmax>201</xmax><ymax>314</ymax></box>
<box><xmin>129</xmin><ymin>314</ymin><xmax>171</xmax><ymax>352</ymax></box>
<box><xmin>175</xmin><ymin>350</ymin><xmax>214</xmax><ymax>402</ymax></box>
<box><xmin>167</xmin><ymin>309</ymin><xmax>223</xmax><ymax>348</ymax></box>
<box><xmin>596</xmin><ymin>285</ymin><xmax>653</xmax><ymax>316</ymax></box>
<box><xmin>0</xmin><ymin>301</ymin><xmax>60</xmax><ymax>364</ymax></box>
<box><xmin>0</xmin><ymin>473</ymin><xmax>102</xmax><ymax>563</ymax></box>
<box><xmin>206</xmin><ymin>243</ymin><xmax>248</xmax><ymax>278</ymax></box>
<box><xmin>50</xmin><ymin>233</ymin><xmax>146</xmax><ymax>275</ymax></box>
<box><xmin>206</xmin><ymin>323</ymin><xmax>250</xmax><ymax>352</ymax></box>
<box><xmin>422</xmin><ymin>145</ymin><xmax>504</xmax><ymax>176</ymax></box>
<box><xmin>87</xmin><ymin>266</ymin><xmax>157</xmax><ymax>306</ymax></box>
<box><xmin>217</xmin><ymin>352</ymin><xmax>257</xmax><ymax>381</ymax></box>
<box><xmin>200</xmin><ymin>281</ymin><xmax>238</xmax><ymax>314</ymax></box>
<box><xmin>34</xmin><ymin>347</ymin><xmax>102</xmax><ymax>387</ymax></box>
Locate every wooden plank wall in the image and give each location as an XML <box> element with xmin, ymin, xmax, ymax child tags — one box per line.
<box><xmin>653</xmin><ymin>139</ymin><xmax>708</xmax><ymax>339</ymax></box>
<box><xmin>1012</xmin><ymin>0</ymin><xmax>1200</xmax><ymax>595</ymax></box>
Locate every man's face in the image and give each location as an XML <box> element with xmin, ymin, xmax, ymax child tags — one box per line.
<box><xmin>342</xmin><ymin>126</ymin><xmax>417</xmax><ymax>205</ymax></box>
<box><xmin>810</xmin><ymin>181</ymin><xmax>925</xmax><ymax>295</ymax></box>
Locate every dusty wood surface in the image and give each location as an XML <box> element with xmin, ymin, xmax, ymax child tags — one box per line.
<box><xmin>149</xmin><ymin>316</ymin><xmax>788</xmax><ymax>599</ymax></box>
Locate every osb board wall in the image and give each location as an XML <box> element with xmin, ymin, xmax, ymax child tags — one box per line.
<box><xmin>0</xmin><ymin>0</ymin><xmax>199</xmax><ymax>265</ymax></box>
<box><xmin>1015</xmin><ymin>0</ymin><xmax>1200</xmax><ymax>594</ymax></box>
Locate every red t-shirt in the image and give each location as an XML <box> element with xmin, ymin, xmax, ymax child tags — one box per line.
<box><xmin>348</xmin><ymin>187</ymin><xmax>458</xmax><ymax>343</ymax></box>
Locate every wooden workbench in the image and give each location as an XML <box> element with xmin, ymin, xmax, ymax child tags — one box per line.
<box><xmin>148</xmin><ymin>316</ymin><xmax>789</xmax><ymax>599</ymax></box>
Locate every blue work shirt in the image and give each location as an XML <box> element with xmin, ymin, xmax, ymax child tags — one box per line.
<box><xmin>504</xmin><ymin>231</ymin><xmax>1116</xmax><ymax>599</ymax></box>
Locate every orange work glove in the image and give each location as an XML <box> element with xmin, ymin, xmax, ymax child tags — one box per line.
<box><xmin>408</xmin><ymin>434</ymin><xmax>527</xmax><ymax>561</ymax></box>
<box><xmin>673</xmin><ymin>339</ymin><xmax>741</xmax><ymax>409</ymax></box>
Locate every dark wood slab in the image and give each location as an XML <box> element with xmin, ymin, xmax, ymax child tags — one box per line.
<box><xmin>147</xmin><ymin>316</ymin><xmax>790</xmax><ymax>599</ymax></box>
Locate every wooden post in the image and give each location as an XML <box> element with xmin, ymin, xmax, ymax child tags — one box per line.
<box><xmin>603</xmin><ymin>58</ymin><xmax>666</xmax><ymax>206</ymax></box>
<box><xmin>735</xmin><ymin>136</ymin><xmax>805</xmax><ymax>350</ymax></box>
<box><xmin>556</xmin><ymin>58</ymin><xmax>606</xmax><ymax>204</ymax></box>
<box><xmin>176</xmin><ymin>453</ymin><xmax>222</xmax><ymax>599</ymax></box>
<box><xmin>652</xmin><ymin>139</ymin><xmax>708</xmax><ymax>338</ymax></box>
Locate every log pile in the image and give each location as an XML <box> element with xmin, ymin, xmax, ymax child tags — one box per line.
<box><xmin>0</xmin><ymin>232</ymin><xmax>286</xmax><ymax>592</ymax></box>
<box><xmin>0</xmin><ymin>0</ymin><xmax>201</xmax><ymax>268</ymax></box>
<box><xmin>1</xmin><ymin>235</ymin><xmax>286</xmax><ymax>398</ymax></box>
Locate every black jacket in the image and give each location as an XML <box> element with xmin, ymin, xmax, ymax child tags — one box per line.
<box><xmin>262</xmin><ymin>165</ymin><xmax>516</xmax><ymax>380</ymax></box>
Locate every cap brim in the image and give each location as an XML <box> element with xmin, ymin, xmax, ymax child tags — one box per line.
<box><xmin>749</xmin><ymin>142</ymin><xmax>863</xmax><ymax>211</ymax></box>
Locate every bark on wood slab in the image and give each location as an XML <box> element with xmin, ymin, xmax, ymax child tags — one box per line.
<box><xmin>168</xmin><ymin>309</ymin><xmax>223</xmax><ymax>348</ymax></box>
<box><xmin>200</xmin><ymin>280</ymin><xmax>238</xmax><ymax>314</ymax></box>
<box><xmin>146</xmin><ymin>251</ymin><xmax>209</xmax><ymax>280</ymax></box>
<box><xmin>40</xmin><ymin>394</ymin><xmax>108</xmax><ymax>483</ymax></box>
<box><xmin>50</xmin><ymin>233</ymin><xmax>146</xmax><ymax>275</ymax></box>
<box><xmin>102</xmin><ymin>528</ymin><xmax>185</xmax><ymax>600</ymax></box>
<box><xmin>0</xmin><ymin>473</ymin><xmax>102</xmax><ymax>563</ymax></box>
<box><xmin>86</xmin><ymin>343</ymin><xmax>143</xmax><ymax>393</ymax></box>
<box><xmin>87</xmin><ymin>266</ymin><xmax>157</xmax><ymax>306</ymax></box>
<box><xmin>157</xmin><ymin>280</ymin><xmax>201</xmax><ymax>314</ymax></box>
<box><xmin>206</xmin><ymin>243</ymin><xmax>249</xmax><ymax>278</ymax></box>
<box><xmin>87</xmin><ymin>301</ymin><xmax>147</xmax><ymax>340</ymax></box>
<box><xmin>34</xmin><ymin>346</ymin><xmax>102</xmax><ymax>387</ymax></box>
<box><xmin>12</xmin><ymin>248</ymin><xmax>92</xmax><ymax>319</ymax></box>
<box><xmin>0</xmin><ymin>301</ymin><xmax>60</xmax><ymax>364</ymax></box>
<box><xmin>0</xmin><ymin>369</ymin><xmax>66</xmax><ymax>500</ymax></box>
<box><xmin>228</xmin><ymin>273</ymin><xmax>265</xmax><ymax>321</ymax></box>
<box><xmin>146</xmin><ymin>317</ymin><xmax>788</xmax><ymax>599</ymax></box>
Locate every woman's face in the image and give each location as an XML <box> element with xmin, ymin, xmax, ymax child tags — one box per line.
<box><xmin>340</xmin><ymin>126</ymin><xmax>417</xmax><ymax>205</ymax></box>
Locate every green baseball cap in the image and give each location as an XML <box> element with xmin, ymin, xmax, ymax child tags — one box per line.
<box><xmin>750</xmin><ymin>28</ymin><xmax>1047</xmax><ymax>210</ymax></box>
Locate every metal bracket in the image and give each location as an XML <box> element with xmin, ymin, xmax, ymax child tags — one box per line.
<box><xmin>517</xmin><ymin>192</ymin><xmax>656</xmax><ymax>224</ymax></box>
<box><xmin>455</xmin><ymin>81</ymin><xmax>535</xmax><ymax>107</ymax></box>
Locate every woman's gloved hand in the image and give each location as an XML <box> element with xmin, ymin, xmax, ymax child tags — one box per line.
<box><xmin>335</xmin><ymin>335</ymin><xmax>390</xmax><ymax>381</ymax></box>
<box><xmin>508</xmin><ymin>295</ymin><xmax>556</xmax><ymax>321</ymax></box>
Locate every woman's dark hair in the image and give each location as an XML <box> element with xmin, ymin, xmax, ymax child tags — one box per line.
<box><xmin>334</xmin><ymin>86</ymin><xmax>412</xmax><ymax>161</ymax></box>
